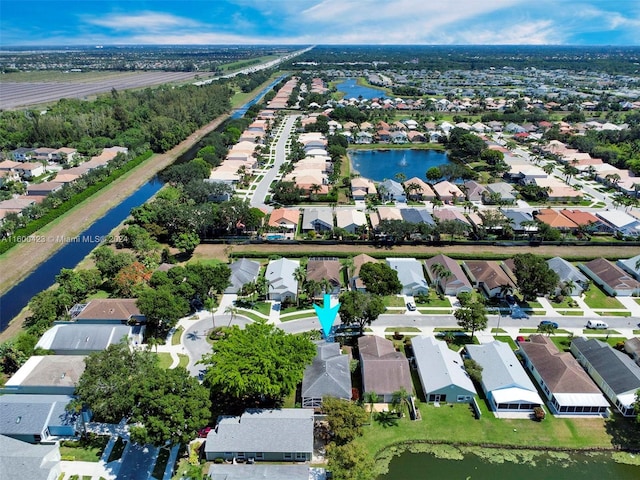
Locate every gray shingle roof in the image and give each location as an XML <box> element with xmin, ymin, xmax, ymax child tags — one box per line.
<box><xmin>302</xmin><ymin>342</ymin><xmax>352</xmax><ymax>401</ymax></box>
<box><xmin>0</xmin><ymin>435</ymin><xmax>59</xmax><ymax>480</ymax></box>
<box><xmin>35</xmin><ymin>324</ymin><xmax>131</xmax><ymax>352</ymax></box>
<box><xmin>546</xmin><ymin>257</ymin><xmax>588</xmax><ymax>285</ymax></box>
<box><xmin>401</xmin><ymin>208</ymin><xmax>435</xmax><ymax>225</ymax></box>
<box><xmin>466</xmin><ymin>341</ymin><xmax>538</xmax><ymax>394</ymax></box>
<box><xmin>204</xmin><ymin>409</ymin><xmax>314</xmax><ymax>454</ymax></box>
<box><xmin>225</xmin><ymin>258</ymin><xmax>261</xmax><ymax>294</ymax></box>
<box><xmin>412</xmin><ymin>336</ymin><xmax>475</xmax><ymax>395</ymax></box>
<box><xmin>571</xmin><ymin>337</ymin><xmax>640</xmax><ymax>394</ymax></box>
<box><xmin>0</xmin><ymin>395</ymin><xmax>75</xmax><ymax>437</ymax></box>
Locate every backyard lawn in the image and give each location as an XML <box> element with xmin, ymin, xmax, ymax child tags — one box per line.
<box><xmin>583</xmin><ymin>286</ymin><xmax>624</xmax><ymax>309</ymax></box>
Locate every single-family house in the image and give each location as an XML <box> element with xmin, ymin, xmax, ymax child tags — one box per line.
<box><xmin>350</xmin><ymin>254</ymin><xmax>377</xmax><ymax>292</ymax></box>
<box><xmin>301</xmin><ymin>208</ymin><xmax>333</xmax><ymax>232</ymax></box>
<box><xmin>463</xmin><ymin>180</ymin><xmax>487</xmax><ymax>202</ymax></box>
<box><xmin>386</xmin><ymin>258</ymin><xmax>429</xmax><ymax>296</ymax></box>
<box><xmin>51</xmin><ymin>147</ymin><xmax>77</xmax><ymax>163</ymax></box>
<box><xmin>534</xmin><ymin>209</ymin><xmax>578</xmax><ymax>231</ymax></box>
<box><xmin>11</xmin><ymin>147</ymin><xmax>34</xmax><ymax>162</ymax></box>
<box><xmin>335</xmin><ymin>209</ymin><xmax>367</xmax><ymax>234</ymax></box>
<box><xmin>265</xmin><ymin>258</ymin><xmax>299</xmax><ymax>302</ymax></box>
<box><xmin>27</xmin><ymin>181</ymin><xmax>63</xmax><ymax>197</ymax></box>
<box><xmin>306</xmin><ymin>258</ymin><xmax>342</xmax><ymax>294</ymax></box>
<box><xmin>433</xmin><ymin>181</ymin><xmax>464</xmax><ymax>203</ymax></box>
<box><xmin>268</xmin><ymin>208</ymin><xmax>300</xmax><ymax>231</ymax></box>
<box><xmin>571</xmin><ymin>337</ymin><xmax>640</xmax><ymax>417</ymax></box>
<box><xmin>350</xmin><ymin>177</ymin><xmax>377</xmax><ymax>200</ymax></box>
<box><xmin>466</xmin><ymin>341</ymin><xmax>543</xmax><ymax>413</ymax></box>
<box><xmin>546</xmin><ymin>257</ymin><xmax>589</xmax><ymax>296</ymax></box>
<box><xmin>355</xmin><ymin>131</ymin><xmax>374</xmax><ymax>144</ymax></box>
<box><xmin>500</xmin><ymin>209</ymin><xmax>538</xmax><ymax>234</ymax></box>
<box><xmin>483</xmin><ymin>182</ymin><xmax>517</xmax><ymax>204</ymax></box>
<box><xmin>462</xmin><ymin>260</ymin><xmax>516</xmax><ymax>298</ymax></box>
<box><xmin>0</xmin><ymin>395</ymin><xmax>78</xmax><ymax>443</ymax></box>
<box><xmin>379</xmin><ymin>179</ymin><xmax>406</xmax><ymax>203</ymax></box>
<box><xmin>432</xmin><ymin>208</ymin><xmax>471</xmax><ymax>228</ymax></box>
<box><xmin>424</xmin><ymin>254</ymin><xmax>473</xmax><ymax>296</ymax></box>
<box><xmin>302</xmin><ymin>341</ymin><xmax>352</xmax><ymax>408</ymax></box>
<box><xmin>579</xmin><ymin>258</ymin><xmax>640</xmax><ymax>297</ymax></box>
<box><xmin>35</xmin><ymin>324</ymin><xmax>135</xmax><ymax>355</ymax></box>
<box><xmin>560</xmin><ymin>209</ymin><xmax>613</xmax><ymax>233</ymax></box>
<box><xmin>207</xmin><ymin>464</ymin><xmax>326</xmax><ymax>480</ymax></box>
<box><xmin>204</xmin><ymin>409</ymin><xmax>314</xmax><ymax>462</ymax></box>
<box><xmin>400</xmin><ymin>208</ymin><xmax>435</xmax><ymax>226</ymax></box>
<box><xmin>404</xmin><ymin>177</ymin><xmax>435</xmax><ymax>200</ymax></box>
<box><xmin>519</xmin><ymin>335</ymin><xmax>609</xmax><ymax>415</ymax></box>
<box><xmin>0</xmin><ymin>435</ymin><xmax>62</xmax><ymax>480</ymax></box>
<box><xmin>596</xmin><ymin>210</ymin><xmax>640</xmax><ymax>237</ymax></box>
<box><xmin>72</xmin><ymin>298</ymin><xmax>144</xmax><ymax>323</ymax></box>
<box><xmin>16</xmin><ymin>162</ymin><xmax>45</xmax><ymax>179</ymax></box>
<box><xmin>358</xmin><ymin>336</ymin><xmax>413</xmax><ymax>403</ymax></box>
<box><xmin>412</xmin><ymin>336</ymin><xmax>476</xmax><ymax>403</ymax></box>
<box><xmin>1</xmin><ymin>356</ymin><xmax>85</xmax><ymax>395</ymax></box>
<box><xmin>616</xmin><ymin>254</ymin><xmax>640</xmax><ymax>280</ymax></box>
<box><xmin>225</xmin><ymin>258</ymin><xmax>260</xmax><ymax>294</ymax></box>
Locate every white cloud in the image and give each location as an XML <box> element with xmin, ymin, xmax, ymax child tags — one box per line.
<box><xmin>84</xmin><ymin>12</ymin><xmax>203</xmax><ymax>32</ymax></box>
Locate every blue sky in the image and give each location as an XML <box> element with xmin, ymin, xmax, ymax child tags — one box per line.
<box><xmin>1</xmin><ymin>0</ymin><xmax>639</xmax><ymax>46</ymax></box>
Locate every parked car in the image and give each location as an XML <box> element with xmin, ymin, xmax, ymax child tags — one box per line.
<box><xmin>198</xmin><ymin>426</ymin><xmax>212</xmax><ymax>438</ymax></box>
<box><xmin>516</xmin><ymin>336</ymin><xmax>526</xmax><ymax>343</ymax></box>
<box><xmin>506</xmin><ymin>294</ymin><xmax>517</xmax><ymax>305</ymax></box>
<box><xmin>406</xmin><ymin>302</ymin><xmax>416</xmax><ymax>311</ymax></box>
<box><xmin>538</xmin><ymin>320</ymin><xmax>559</xmax><ymax>329</ymax></box>
<box><xmin>586</xmin><ymin>320</ymin><xmax>608</xmax><ymax>330</ymax></box>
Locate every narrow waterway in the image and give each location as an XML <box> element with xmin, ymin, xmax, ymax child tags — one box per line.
<box><xmin>0</xmin><ymin>75</ymin><xmax>286</xmax><ymax>331</ymax></box>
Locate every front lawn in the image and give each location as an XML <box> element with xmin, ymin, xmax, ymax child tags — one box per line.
<box><xmin>59</xmin><ymin>435</ymin><xmax>109</xmax><ymax>462</ymax></box>
<box><xmin>595</xmin><ymin>311</ymin><xmax>631</xmax><ymax>317</ymax></box>
<box><xmin>280</xmin><ymin>312</ymin><xmax>315</xmax><ymax>322</ymax></box>
<box><xmin>557</xmin><ymin>310</ymin><xmax>584</xmax><ymax>316</ymax></box>
<box><xmin>251</xmin><ymin>301</ymin><xmax>272</xmax><ymax>316</ymax></box>
<box><xmin>583</xmin><ymin>286</ymin><xmax>624</xmax><ymax>309</ymax></box>
<box><xmin>385</xmin><ymin>326</ymin><xmax>422</xmax><ymax>332</ymax></box>
<box><xmin>383</xmin><ymin>295</ymin><xmax>407</xmax><ymax>307</ymax></box>
<box><xmin>494</xmin><ymin>335</ymin><xmax>518</xmax><ymax>350</ymax></box>
<box><xmin>415</xmin><ymin>292</ymin><xmax>451</xmax><ymax>308</ymax></box>
<box><xmin>157</xmin><ymin>353</ymin><xmax>173</xmax><ymax>369</ymax></box>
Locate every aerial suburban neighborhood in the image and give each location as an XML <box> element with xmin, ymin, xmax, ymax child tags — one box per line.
<box><xmin>2</xmin><ymin>10</ymin><xmax>640</xmax><ymax>480</ymax></box>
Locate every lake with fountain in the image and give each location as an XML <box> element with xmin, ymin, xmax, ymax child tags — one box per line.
<box><xmin>348</xmin><ymin>148</ymin><xmax>451</xmax><ymax>182</ymax></box>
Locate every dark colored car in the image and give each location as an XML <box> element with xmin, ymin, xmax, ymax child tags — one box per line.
<box><xmin>406</xmin><ymin>302</ymin><xmax>416</xmax><ymax>311</ymax></box>
<box><xmin>538</xmin><ymin>320</ymin><xmax>559</xmax><ymax>329</ymax></box>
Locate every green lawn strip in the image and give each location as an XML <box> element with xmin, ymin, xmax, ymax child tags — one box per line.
<box><xmin>279</xmin><ymin>312</ymin><xmax>315</xmax><ymax>322</ymax></box>
<box><xmin>171</xmin><ymin>327</ymin><xmax>184</xmax><ymax>346</ymax></box>
<box><xmin>494</xmin><ymin>335</ymin><xmax>518</xmax><ymax>350</ymax></box>
<box><xmin>383</xmin><ymin>295</ymin><xmax>407</xmax><ymax>307</ymax></box>
<box><xmin>583</xmin><ymin>286</ymin><xmax>624</xmax><ymax>309</ymax></box>
<box><xmin>519</xmin><ymin>328</ymin><xmax>571</xmax><ymax>334</ymax></box>
<box><xmin>177</xmin><ymin>354</ymin><xmax>189</xmax><ymax>369</ymax></box>
<box><xmin>235</xmin><ymin>310</ymin><xmax>265</xmax><ymax>322</ymax></box>
<box><xmin>549</xmin><ymin>297</ymin><xmax>579</xmax><ymax>309</ymax></box>
<box><xmin>59</xmin><ymin>436</ymin><xmax>109</xmax><ymax>462</ymax></box>
<box><xmin>491</xmin><ymin>328</ymin><xmax>507</xmax><ymax>333</ymax></box>
<box><xmin>418</xmin><ymin>309</ymin><xmax>453</xmax><ymax>314</ymax></box>
<box><xmin>595</xmin><ymin>311</ymin><xmax>631</xmax><ymax>317</ymax></box>
<box><xmin>107</xmin><ymin>437</ymin><xmax>127</xmax><ymax>463</ymax></box>
<box><xmin>151</xmin><ymin>448</ymin><xmax>171</xmax><ymax>479</ymax></box>
<box><xmin>355</xmin><ymin>402</ymin><xmax>613</xmax><ymax>463</ymax></box>
<box><xmin>634</xmin><ymin>329</ymin><xmax>640</xmax><ymax>335</ymax></box>
<box><xmin>251</xmin><ymin>301</ymin><xmax>272</xmax><ymax>316</ymax></box>
<box><xmin>415</xmin><ymin>293</ymin><xmax>451</xmax><ymax>307</ymax></box>
<box><xmin>157</xmin><ymin>352</ymin><xmax>174</xmax><ymax>369</ymax></box>
<box><xmin>384</xmin><ymin>327</ymin><xmax>422</xmax><ymax>332</ymax></box>
<box><xmin>582</xmin><ymin>329</ymin><xmax>620</xmax><ymax>335</ymax></box>
<box><xmin>433</xmin><ymin>327</ymin><xmax>464</xmax><ymax>332</ymax></box>
<box><xmin>556</xmin><ymin>310</ymin><xmax>584</xmax><ymax>316</ymax></box>
<box><xmin>520</xmin><ymin>300</ymin><xmax>543</xmax><ymax>309</ymax></box>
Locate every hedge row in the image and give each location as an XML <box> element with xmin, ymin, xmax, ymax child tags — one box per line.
<box><xmin>0</xmin><ymin>150</ymin><xmax>153</xmax><ymax>255</ymax></box>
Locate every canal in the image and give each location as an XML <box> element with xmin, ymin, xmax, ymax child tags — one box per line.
<box><xmin>379</xmin><ymin>449</ymin><xmax>640</xmax><ymax>480</ymax></box>
<box><xmin>0</xmin><ymin>75</ymin><xmax>285</xmax><ymax>331</ymax></box>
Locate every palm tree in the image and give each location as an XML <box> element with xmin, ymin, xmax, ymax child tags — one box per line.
<box><xmin>395</xmin><ymin>172</ymin><xmax>406</xmax><ymax>184</ymax></box>
<box><xmin>431</xmin><ymin>198</ymin><xmax>443</xmax><ymax>212</ymax></box>
<box><xmin>406</xmin><ymin>182</ymin><xmax>422</xmax><ymax>201</ymax></box>
<box><xmin>391</xmin><ymin>387</ymin><xmax>411</xmax><ymax>418</ymax></box>
<box><xmin>499</xmin><ymin>283</ymin><xmax>514</xmax><ymax>299</ymax></box>
<box><xmin>605</xmin><ymin>173</ymin><xmax>621</xmax><ymax>188</ymax></box>
<box><xmin>256</xmin><ymin>276</ymin><xmax>270</xmax><ymax>301</ymax></box>
<box><xmin>542</xmin><ymin>163</ymin><xmax>555</xmax><ymax>175</ymax></box>
<box><xmin>293</xmin><ymin>265</ymin><xmax>307</xmax><ymax>307</ymax></box>
<box><xmin>363</xmin><ymin>391</ymin><xmax>379</xmax><ymax>424</ymax></box>
<box><xmin>310</xmin><ymin>183</ymin><xmax>322</xmax><ymax>200</ymax></box>
<box><xmin>561</xmin><ymin>279</ymin><xmax>576</xmax><ymax>297</ymax></box>
<box><xmin>224</xmin><ymin>305</ymin><xmax>238</xmax><ymax>327</ymax></box>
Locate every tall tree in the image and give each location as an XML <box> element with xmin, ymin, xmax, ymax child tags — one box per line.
<box><xmin>512</xmin><ymin>253</ymin><xmax>559</xmax><ymax>301</ymax></box>
<box><xmin>454</xmin><ymin>301</ymin><xmax>488</xmax><ymax>341</ymax></box>
<box><xmin>327</xmin><ymin>442</ymin><xmax>375</xmax><ymax>480</ymax></box>
<box><xmin>358</xmin><ymin>262</ymin><xmax>402</xmax><ymax>296</ymax></box>
<box><xmin>200</xmin><ymin>322</ymin><xmax>315</xmax><ymax>405</ymax></box>
<box><xmin>322</xmin><ymin>396</ymin><xmax>369</xmax><ymax>445</ymax></box>
<box><xmin>338</xmin><ymin>291</ymin><xmax>386</xmax><ymax>331</ymax></box>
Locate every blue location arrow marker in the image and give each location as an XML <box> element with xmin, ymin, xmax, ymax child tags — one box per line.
<box><xmin>314</xmin><ymin>294</ymin><xmax>340</xmax><ymax>339</ymax></box>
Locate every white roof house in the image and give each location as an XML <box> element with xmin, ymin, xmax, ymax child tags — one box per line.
<box><xmin>412</xmin><ymin>336</ymin><xmax>476</xmax><ymax>403</ymax></box>
<box><xmin>265</xmin><ymin>258</ymin><xmax>300</xmax><ymax>302</ymax></box>
<box><xmin>466</xmin><ymin>341</ymin><xmax>543</xmax><ymax>412</ymax></box>
<box><xmin>386</xmin><ymin>258</ymin><xmax>428</xmax><ymax>296</ymax></box>
<box><xmin>596</xmin><ymin>210</ymin><xmax>640</xmax><ymax>236</ymax></box>
<box><xmin>617</xmin><ymin>254</ymin><xmax>640</xmax><ymax>280</ymax></box>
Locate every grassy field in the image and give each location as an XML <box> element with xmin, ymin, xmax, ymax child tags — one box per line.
<box><xmin>157</xmin><ymin>353</ymin><xmax>174</xmax><ymax>369</ymax></box>
<box><xmin>355</xmin><ymin>401</ymin><xmax>616</xmax><ymax>461</ymax></box>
